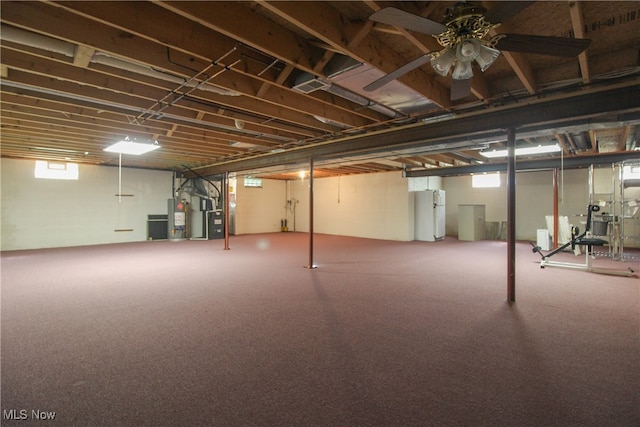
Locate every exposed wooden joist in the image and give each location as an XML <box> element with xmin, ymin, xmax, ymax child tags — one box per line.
<box><xmin>0</xmin><ymin>1</ymin><xmax>637</xmax><ymax>175</ymax></box>
<box><xmin>4</xmin><ymin>1</ymin><xmax>383</xmax><ymax>132</ymax></box>
<box><xmin>569</xmin><ymin>1</ymin><xmax>590</xmax><ymax>84</ymax></box>
<box><xmin>259</xmin><ymin>1</ymin><xmax>452</xmax><ymax>108</ymax></box>
<box><xmin>0</xmin><ymin>46</ymin><xmax>329</xmax><ymax>138</ymax></box>
<box><xmin>488</xmin><ymin>26</ymin><xmax>536</xmax><ymax>94</ymax></box>
<box><xmin>406</xmin><ymin>151</ymin><xmax>640</xmax><ymax>177</ymax></box>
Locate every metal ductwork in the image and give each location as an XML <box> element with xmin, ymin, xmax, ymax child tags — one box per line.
<box><xmin>629</xmin><ymin>127</ymin><xmax>640</xmax><ymax>151</ymax></box>
<box><xmin>568</xmin><ymin>131</ymin><xmax>592</xmax><ymax>151</ymax></box>
<box><xmin>324</xmin><ymin>83</ymin><xmax>401</xmax><ymax>118</ymax></box>
<box><xmin>5</xmin><ymin>22</ymin><xmax>399</xmax><ymax>121</ymax></box>
<box><xmin>293</xmin><ymin>72</ymin><xmax>401</xmax><ymax>119</ymax></box>
<box><xmin>1</xmin><ymin>24</ymin><xmax>241</xmax><ymax>96</ymax></box>
<box><xmin>292</xmin><ymin>54</ymin><xmax>403</xmax><ymax>120</ymax></box>
<box><xmin>292</xmin><ymin>74</ymin><xmax>331</xmax><ymax>94</ymax></box>
<box><xmin>2</xmin><ymin>25</ymin><xmax>75</xmax><ymax>57</ymax></box>
<box><xmin>179</xmin><ymin>177</ymin><xmax>214</xmax><ymax>199</ymax></box>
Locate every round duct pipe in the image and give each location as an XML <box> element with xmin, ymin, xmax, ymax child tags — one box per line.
<box><xmin>1</xmin><ymin>24</ymin><xmax>75</xmax><ymax>57</ymax></box>
<box><xmin>1</xmin><ymin>23</ymin><xmax>241</xmax><ymax>97</ymax></box>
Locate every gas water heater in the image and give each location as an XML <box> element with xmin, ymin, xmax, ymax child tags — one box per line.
<box><xmin>168</xmin><ymin>198</ymin><xmax>188</xmax><ymax>241</ymax></box>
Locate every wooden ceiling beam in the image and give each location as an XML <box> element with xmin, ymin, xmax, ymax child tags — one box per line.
<box><xmin>0</xmin><ymin>112</ymin><xmax>243</xmax><ymax>154</ymax></box>
<box><xmin>155</xmin><ymin>1</ymin><xmax>317</xmax><ymax>74</ymax></box>
<box><xmin>364</xmin><ymin>1</ymin><xmax>490</xmax><ymax>101</ymax></box>
<box><xmin>620</xmin><ymin>125</ymin><xmax>632</xmax><ymax>151</ymax></box>
<box><xmin>1</xmin><ymin>90</ymin><xmax>278</xmax><ymax>147</ymax></box>
<box><xmin>569</xmin><ymin>1</ymin><xmax>590</xmax><ymax>84</ymax></box>
<box><xmin>259</xmin><ymin>1</ymin><xmax>452</xmax><ymax>109</ymax></box>
<box><xmin>488</xmin><ymin>25</ymin><xmax>536</xmax><ymax>94</ymax></box>
<box><xmin>142</xmin><ymin>1</ymin><xmax>385</xmax><ymax>122</ymax></box>
<box><xmin>1</xmin><ymin>94</ymin><xmax>278</xmax><ymax>150</ymax></box>
<box><xmin>394</xmin><ymin>157</ymin><xmax>425</xmax><ymax>167</ymax></box>
<box><xmin>0</xmin><ymin>47</ymin><xmax>333</xmax><ymax>138</ymax></box>
<box><xmin>4</xmin><ymin>1</ymin><xmax>383</xmax><ymax>130</ymax></box>
<box><xmin>458</xmin><ymin>150</ymin><xmax>486</xmax><ymax>162</ymax></box>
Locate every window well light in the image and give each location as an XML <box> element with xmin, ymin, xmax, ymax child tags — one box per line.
<box><xmin>472</xmin><ymin>173</ymin><xmax>501</xmax><ymax>188</ymax></box>
<box><xmin>480</xmin><ymin>144</ymin><xmax>562</xmax><ymax>158</ymax></box>
<box><xmin>35</xmin><ymin>160</ymin><xmax>79</xmax><ymax>180</ymax></box>
<box><xmin>104</xmin><ymin>137</ymin><xmax>160</xmax><ymax>155</ymax></box>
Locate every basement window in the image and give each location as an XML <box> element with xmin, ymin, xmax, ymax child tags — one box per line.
<box><xmin>35</xmin><ymin>160</ymin><xmax>79</xmax><ymax>180</ymax></box>
<box><xmin>243</xmin><ymin>176</ymin><xmax>262</xmax><ymax>188</ymax></box>
<box><xmin>622</xmin><ymin>165</ymin><xmax>640</xmax><ymax>180</ymax></box>
<box><xmin>472</xmin><ymin>173</ymin><xmax>500</xmax><ymax>188</ymax></box>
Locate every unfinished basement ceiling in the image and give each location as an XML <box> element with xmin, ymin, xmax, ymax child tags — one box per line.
<box><xmin>1</xmin><ymin>1</ymin><xmax>639</xmax><ymax>179</ymax></box>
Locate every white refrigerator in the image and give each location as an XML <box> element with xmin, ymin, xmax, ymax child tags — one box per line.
<box><xmin>415</xmin><ymin>190</ymin><xmax>446</xmax><ymax>241</ymax></box>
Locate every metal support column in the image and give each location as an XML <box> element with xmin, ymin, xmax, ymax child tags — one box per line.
<box><xmin>507</xmin><ymin>128</ymin><xmax>516</xmax><ymax>302</ymax></box>
<box><xmin>305</xmin><ymin>158</ymin><xmax>317</xmax><ymax>269</ymax></box>
<box><xmin>553</xmin><ymin>168</ymin><xmax>559</xmax><ymax>249</ymax></box>
<box><xmin>224</xmin><ymin>171</ymin><xmax>230</xmax><ymax>250</ymax></box>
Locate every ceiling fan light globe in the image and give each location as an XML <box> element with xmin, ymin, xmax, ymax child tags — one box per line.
<box><xmin>475</xmin><ymin>45</ymin><xmax>500</xmax><ymax>72</ymax></box>
<box><xmin>452</xmin><ymin>61</ymin><xmax>474</xmax><ymax>80</ymax></box>
<box><xmin>458</xmin><ymin>40</ymin><xmax>479</xmax><ymax>61</ymax></box>
<box><xmin>457</xmin><ymin>39</ymin><xmax>480</xmax><ymax>61</ymax></box>
<box><xmin>430</xmin><ymin>48</ymin><xmax>456</xmax><ymax>76</ymax></box>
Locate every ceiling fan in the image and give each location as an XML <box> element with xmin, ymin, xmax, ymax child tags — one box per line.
<box><xmin>364</xmin><ymin>2</ymin><xmax>592</xmax><ymax>100</ymax></box>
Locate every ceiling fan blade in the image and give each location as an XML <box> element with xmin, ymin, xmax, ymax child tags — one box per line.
<box><xmin>369</xmin><ymin>7</ymin><xmax>447</xmax><ymax>35</ymax></box>
<box><xmin>450</xmin><ymin>78</ymin><xmax>473</xmax><ymax>101</ymax></box>
<box><xmin>484</xmin><ymin>1</ymin><xmax>536</xmax><ymax>24</ymax></box>
<box><xmin>363</xmin><ymin>54</ymin><xmax>431</xmax><ymax>92</ymax></box>
<box><xmin>495</xmin><ymin>34</ymin><xmax>592</xmax><ymax>57</ymax></box>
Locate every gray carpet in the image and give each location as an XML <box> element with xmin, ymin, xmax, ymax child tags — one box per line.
<box><xmin>2</xmin><ymin>233</ymin><xmax>639</xmax><ymax>426</ymax></box>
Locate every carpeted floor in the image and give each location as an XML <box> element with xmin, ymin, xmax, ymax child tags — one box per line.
<box><xmin>2</xmin><ymin>233</ymin><xmax>639</xmax><ymax>426</ymax></box>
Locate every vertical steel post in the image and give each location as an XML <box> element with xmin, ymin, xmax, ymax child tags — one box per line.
<box><xmin>553</xmin><ymin>168</ymin><xmax>559</xmax><ymax>249</ymax></box>
<box><xmin>305</xmin><ymin>158</ymin><xmax>317</xmax><ymax>269</ymax></box>
<box><xmin>224</xmin><ymin>171</ymin><xmax>230</xmax><ymax>250</ymax></box>
<box><xmin>507</xmin><ymin>128</ymin><xmax>516</xmax><ymax>302</ymax></box>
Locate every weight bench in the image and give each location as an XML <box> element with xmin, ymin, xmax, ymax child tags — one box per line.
<box><xmin>531</xmin><ymin>204</ymin><xmax>635</xmax><ymax>277</ymax></box>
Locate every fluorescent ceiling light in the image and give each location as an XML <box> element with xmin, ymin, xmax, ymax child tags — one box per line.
<box><xmin>480</xmin><ymin>144</ymin><xmax>562</xmax><ymax>158</ymax></box>
<box><xmin>104</xmin><ymin>138</ymin><xmax>160</xmax><ymax>155</ymax></box>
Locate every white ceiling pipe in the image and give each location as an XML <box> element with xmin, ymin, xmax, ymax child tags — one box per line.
<box><xmin>324</xmin><ymin>83</ymin><xmax>401</xmax><ymax>118</ymax></box>
<box><xmin>1</xmin><ymin>79</ymin><xmax>292</xmax><ymax>142</ymax></box>
<box><xmin>92</xmin><ymin>53</ymin><xmax>184</xmax><ymax>84</ymax></box>
<box><xmin>2</xmin><ymin>24</ymin><xmax>75</xmax><ymax>57</ymax></box>
<box><xmin>91</xmin><ymin>53</ymin><xmax>241</xmax><ymax>96</ymax></box>
<box><xmin>2</xmin><ymin>24</ymin><xmax>240</xmax><ymax>97</ymax></box>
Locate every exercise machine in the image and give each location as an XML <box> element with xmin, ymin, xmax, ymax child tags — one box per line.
<box><xmin>531</xmin><ymin>204</ymin><xmax>635</xmax><ymax>277</ymax></box>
